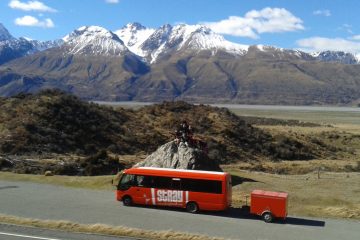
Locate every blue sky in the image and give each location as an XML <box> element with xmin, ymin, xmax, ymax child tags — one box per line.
<box><xmin>1</xmin><ymin>0</ymin><xmax>360</xmax><ymax>53</ymax></box>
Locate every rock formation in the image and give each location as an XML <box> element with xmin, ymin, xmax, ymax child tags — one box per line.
<box><xmin>134</xmin><ymin>141</ymin><xmax>222</xmax><ymax>171</ymax></box>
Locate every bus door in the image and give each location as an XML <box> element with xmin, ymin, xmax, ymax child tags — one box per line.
<box><xmin>132</xmin><ymin>175</ymin><xmax>152</xmax><ymax>205</ymax></box>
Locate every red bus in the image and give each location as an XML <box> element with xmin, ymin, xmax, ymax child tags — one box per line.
<box><xmin>116</xmin><ymin>167</ymin><xmax>232</xmax><ymax>213</ymax></box>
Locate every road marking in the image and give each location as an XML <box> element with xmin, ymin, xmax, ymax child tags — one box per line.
<box><xmin>0</xmin><ymin>231</ymin><xmax>63</xmax><ymax>240</ymax></box>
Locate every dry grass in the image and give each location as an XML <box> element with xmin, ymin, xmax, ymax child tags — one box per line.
<box><xmin>0</xmin><ymin>214</ymin><xmax>222</xmax><ymax>240</ymax></box>
<box><xmin>0</xmin><ymin>172</ymin><xmax>114</xmax><ymax>190</ymax></box>
<box><xmin>224</xmin><ymin>167</ymin><xmax>360</xmax><ymax>219</ymax></box>
<box><xmin>254</xmin><ymin>123</ymin><xmax>360</xmax><ymax>167</ymax></box>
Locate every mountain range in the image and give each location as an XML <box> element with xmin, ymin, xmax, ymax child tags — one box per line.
<box><xmin>1</xmin><ymin>22</ymin><xmax>360</xmax><ymax>105</ymax></box>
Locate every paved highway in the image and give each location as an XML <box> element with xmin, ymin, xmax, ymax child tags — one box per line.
<box><xmin>0</xmin><ymin>223</ymin><xmax>133</xmax><ymax>240</ymax></box>
<box><xmin>0</xmin><ymin>180</ymin><xmax>359</xmax><ymax>240</ymax></box>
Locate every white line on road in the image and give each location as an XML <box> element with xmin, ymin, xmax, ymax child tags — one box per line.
<box><xmin>0</xmin><ymin>232</ymin><xmax>63</xmax><ymax>240</ymax></box>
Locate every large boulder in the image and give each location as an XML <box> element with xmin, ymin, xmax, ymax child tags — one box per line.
<box><xmin>134</xmin><ymin>141</ymin><xmax>222</xmax><ymax>171</ymax></box>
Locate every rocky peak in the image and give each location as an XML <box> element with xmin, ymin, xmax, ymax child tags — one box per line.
<box><xmin>63</xmin><ymin>26</ymin><xmax>121</xmax><ymax>42</ymax></box>
<box><xmin>141</xmin><ymin>24</ymin><xmax>173</xmax><ymax>51</ymax></box>
<box><xmin>114</xmin><ymin>23</ymin><xmax>155</xmax><ymax>56</ymax></box>
<box><xmin>63</xmin><ymin>26</ymin><xmax>128</xmax><ymax>56</ymax></box>
<box><xmin>139</xmin><ymin>23</ymin><xmax>248</xmax><ymax>62</ymax></box>
<box><xmin>312</xmin><ymin>50</ymin><xmax>359</xmax><ymax>64</ymax></box>
<box><xmin>0</xmin><ymin>23</ymin><xmax>14</xmax><ymax>41</ymax></box>
<box><xmin>124</xmin><ymin>22</ymin><xmax>147</xmax><ymax>32</ymax></box>
<box><xmin>134</xmin><ymin>141</ymin><xmax>221</xmax><ymax>171</ymax></box>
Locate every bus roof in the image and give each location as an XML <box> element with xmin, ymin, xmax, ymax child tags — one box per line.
<box><xmin>124</xmin><ymin>167</ymin><xmax>227</xmax><ymax>180</ymax></box>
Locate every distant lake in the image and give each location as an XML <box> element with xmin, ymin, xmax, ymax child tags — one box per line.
<box><xmin>94</xmin><ymin>101</ymin><xmax>360</xmax><ymax>112</ymax></box>
<box><xmin>93</xmin><ymin>101</ymin><xmax>360</xmax><ymax>125</ymax></box>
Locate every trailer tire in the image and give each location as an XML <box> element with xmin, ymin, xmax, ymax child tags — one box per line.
<box><xmin>262</xmin><ymin>212</ymin><xmax>273</xmax><ymax>223</ymax></box>
<box><xmin>122</xmin><ymin>196</ymin><xmax>133</xmax><ymax>206</ymax></box>
<box><xmin>186</xmin><ymin>202</ymin><xmax>199</xmax><ymax>213</ymax></box>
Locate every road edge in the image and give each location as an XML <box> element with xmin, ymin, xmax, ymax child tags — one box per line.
<box><xmin>0</xmin><ymin>214</ymin><xmax>223</xmax><ymax>240</ymax></box>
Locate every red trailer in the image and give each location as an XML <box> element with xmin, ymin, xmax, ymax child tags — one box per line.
<box><xmin>250</xmin><ymin>189</ymin><xmax>288</xmax><ymax>223</ymax></box>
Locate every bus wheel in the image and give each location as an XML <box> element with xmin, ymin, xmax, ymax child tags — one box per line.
<box><xmin>122</xmin><ymin>196</ymin><xmax>132</xmax><ymax>206</ymax></box>
<box><xmin>262</xmin><ymin>212</ymin><xmax>273</xmax><ymax>223</ymax></box>
<box><xmin>186</xmin><ymin>202</ymin><xmax>199</xmax><ymax>213</ymax></box>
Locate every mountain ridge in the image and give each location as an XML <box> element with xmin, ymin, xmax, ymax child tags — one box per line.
<box><xmin>1</xmin><ymin>22</ymin><xmax>360</xmax><ymax>105</ymax></box>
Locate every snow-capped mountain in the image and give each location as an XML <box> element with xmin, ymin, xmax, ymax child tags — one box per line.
<box><xmin>2</xmin><ymin>22</ymin><xmax>360</xmax><ymax>105</ymax></box>
<box><xmin>62</xmin><ymin>26</ymin><xmax>128</xmax><ymax>56</ymax></box>
<box><xmin>27</xmin><ymin>38</ymin><xmax>63</xmax><ymax>53</ymax></box>
<box><xmin>116</xmin><ymin>23</ymin><xmax>249</xmax><ymax>62</ymax></box>
<box><xmin>311</xmin><ymin>51</ymin><xmax>360</xmax><ymax>64</ymax></box>
<box><xmin>143</xmin><ymin>24</ymin><xmax>249</xmax><ymax>62</ymax></box>
<box><xmin>0</xmin><ymin>23</ymin><xmax>61</xmax><ymax>65</ymax></box>
<box><xmin>114</xmin><ymin>22</ymin><xmax>155</xmax><ymax>57</ymax></box>
<box><xmin>0</xmin><ymin>23</ymin><xmax>15</xmax><ymax>41</ymax></box>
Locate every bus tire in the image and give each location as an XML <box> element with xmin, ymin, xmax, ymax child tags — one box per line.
<box><xmin>186</xmin><ymin>202</ymin><xmax>199</xmax><ymax>213</ymax></box>
<box><xmin>262</xmin><ymin>212</ymin><xmax>273</xmax><ymax>223</ymax></box>
<box><xmin>122</xmin><ymin>196</ymin><xmax>132</xmax><ymax>206</ymax></box>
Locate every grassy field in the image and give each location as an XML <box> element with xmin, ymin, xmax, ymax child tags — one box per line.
<box><xmin>224</xmin><ymin>168</ymin><xmax>360</xmax><ymax>220</ymax></box>
<box><xmin>0</xmin><ymin>172</ymin><xmax>114</xmax><ymax>190</ymax></box>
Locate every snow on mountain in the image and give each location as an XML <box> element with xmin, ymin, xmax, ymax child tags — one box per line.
<box><xmin>138</xmin><ymin>23</ymin><xmax>249</xmax><ymax>62</ymax></box>
<box><xmin>28</xmin><ymin>39</ymin><xmax>63</xmax><ymax>52</ymax></box>
<box><xmin>114</xmin><ymin>22</ymin><xmax>155</xmax><ymax>57</ymax></box>
<box><xmin>355</xmin><ymin>53</ymin><xmax>360</xmax><ymax>63</ymax></box>
<box><xmin>63</xmin><ymin>26</ymin><xmax>128</xmax><ymax>56</ymax></box>
<box><xmin>311</xmin><ymin>50</ymin><xmax>359</xmax><ymax>64</ymax></box>
<box><xmin>0</xmin><ymin>23</ymin><xmax>63</xmax><ymax>65</ymax></box>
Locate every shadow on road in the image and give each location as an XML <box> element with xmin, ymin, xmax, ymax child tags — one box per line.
<box><xmin>280</xmin><ymin>217</ymin><xmax>325</xmax><ymax>227</ymax></box>
<box><xmin>203</xmin><ymin>207</ymin><xmax>326</xmax><ymax>227</ymax></box>
<box><xmin>0</xmin><ymin>185</ymin><xmax>18</xmax><ymax>190</ymax></box>
<box><xmin>130</xmin><ymin>204</ymin><xmax>326</xmax><ymax>227</ymax></box>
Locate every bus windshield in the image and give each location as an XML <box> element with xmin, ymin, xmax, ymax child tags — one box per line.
<box><xmin>118</xmin><ymin>174</ymin><xmax>135</xmax><ymax>190</ymax></box>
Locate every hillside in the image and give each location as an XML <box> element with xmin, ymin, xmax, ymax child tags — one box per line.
<box><xmin>0</xmin><ymin>90</ymin><xmax>343</xmax><ymax>175</ymax></box>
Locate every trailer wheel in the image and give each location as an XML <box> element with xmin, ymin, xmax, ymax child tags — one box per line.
<box><xmin>186</xmin><ymin>202</ymin><xmax>199</xmax><ymax>213</ymax></box>
<box><xmin>262</xmin><ymin>212</ymin><xmax>273</xmax><ymax>223</ymax></box>
<box><xmin>122</xmin><ymin>196</ymin><xmax>132</xmax><ymax>206</ymax></box>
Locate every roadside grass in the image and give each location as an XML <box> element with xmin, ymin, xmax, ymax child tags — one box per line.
<box><xmin>0</xmin><ymin>214</ymin><xmax>223</xmax><ymax>240</ymax></box>
<box><xmin>224</xmin><ymin>167</ymin><xmax>360</xmax><ymax>220</ymax></box>
<box><xmin>0</xmin><ymin>172</ymin><xmax>114</xmax><ymax>190</ymax></box>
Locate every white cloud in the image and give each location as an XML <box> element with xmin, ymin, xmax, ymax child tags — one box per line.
<box><xmin>350</xmin><ymin>35</ymin><xmax>360</xmax><ymax>41</ymax></box>
<box><xmin>296</xmin><ymin>37</ymin><xmax>360</xmax><ymax>53</ymax></box>
<box><xmin>204</xmin><ymin>7</ymin><xmax>304</xmax><ymax>39</ymax></box>
<box><xmin>105</xmin><ymin>0</ymin><xmax>119</xmax><ymax>3</ymax></box>
<box><xmin>9</xmin><ymin>0</ymin><xmax>56</xmax><ymax>12</ymax></box>
<box><xmin>15</xmin><ymin>15</ymin><xmax>54</xmax><ymax>28</ymax></box>
<box><xmin>313</xmin><ymin>9</ymin><xmax>331</xmax><ymax>17</ymax></box>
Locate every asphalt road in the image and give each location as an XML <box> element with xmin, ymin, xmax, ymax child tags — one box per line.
<box><xmin>0</xmin><ymin>180</ymin><xmax>359</xmax><ymax>240</ymax></box>
<box><xmin>0</xmin><ymin>223</ymin><xmax>133</xmax><ymax>240</ymax></box>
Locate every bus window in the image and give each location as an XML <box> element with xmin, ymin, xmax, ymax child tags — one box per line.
<box><xmin>136</xmin><ymin>175</ymin><xmax>145</xmax><ymax>186</ymax></box>
<box><xmin>182</xmin><ymin>178</ymin><xmax>222</xmax><ymax>194</ymax></box>
<box><xmin>118</xmin><ymin>174</ymin><xmax>135</xmax><ymax>190</ymax></box>
<box><xmin>171</xmin><ymin>178</ymin><xmax>181</xmax><ymax>190</ymax></box>
<box><xmin>152</xmin><ymin>176</ymin><xmax>171</xmax><ymax>189</ymax></box>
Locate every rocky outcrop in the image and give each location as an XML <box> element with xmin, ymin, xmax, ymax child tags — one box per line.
<box><xmin>134</xmin><ymin>141</ymin><xmax>222</xmax><ymax>171</ymax></box>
